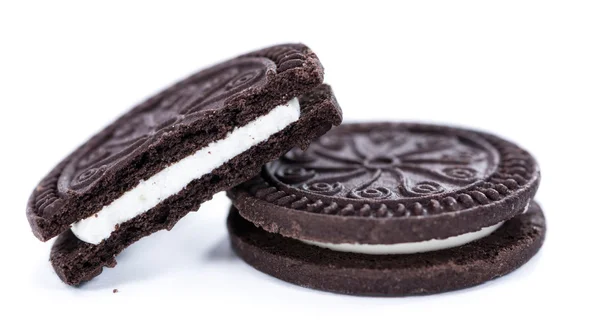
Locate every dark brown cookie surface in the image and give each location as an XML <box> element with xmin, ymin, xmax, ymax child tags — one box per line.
<box><xmin>228</xmin><ymin>202</ymin><xmax>546</xmax><ymax>296</ymax></box>
<box><xmin>228</xmin><ymin>123</ymin><xmax>540</xmax><ymax>244</ymax></box>
<box><xmin>28</xmin><ymin>44</ymin><xmax>330</xmax><ymax>241</ymax></box>
<box><xmin>50</xmin><ymin>85</ymin><xmax>342</xmax><ymax>285</ymax></box>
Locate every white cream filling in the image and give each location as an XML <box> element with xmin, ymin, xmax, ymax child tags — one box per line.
<box><xmin>300</xmin><ymin>221</ymin><xmax>504</xmax><ymax>255</ymax></box>
<box><xmin>71</xmin><ymin>98</ymin><xmax>301</xmax><ymax>245</ymax></box>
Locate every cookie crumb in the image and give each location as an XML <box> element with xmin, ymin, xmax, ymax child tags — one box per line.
<box><xmin>113</xmin><ymin>289</ymin><xmax>118</xmax><ymax>293</ymax></box>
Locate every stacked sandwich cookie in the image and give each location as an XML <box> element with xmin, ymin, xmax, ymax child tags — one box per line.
<box><xmin>27</xmin><ymin>44</ymin><xmax>545</xmax><ymax>294</ymax></box>
<box><xmin>227</xmin><ymin>123</ymin><xmax>545</xmax><ymax>296</ymax></box>
<box><xmin>27</xmin><ymin>44</ymin><xmax>342</xmax><ymax>285</ymax></box>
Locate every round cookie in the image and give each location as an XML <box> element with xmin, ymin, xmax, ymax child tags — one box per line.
<box><xmin>227</xmin><ymin>122</ymin><xmax>544</xmax><ymax>295</ymax></box>
<box><xmin>27</xmin><ymin>44</ymin><xmax>343</xmax><ymax>285</ymax></box>
<box><xmin>228</xmin><ymin>202</ymin><xmax>546</xmax><ymax>296</ymax></box>
<box><xmin>229</xmin><ymin>123</ymin><xmax>540</xmax><ymax>245</ymax></box>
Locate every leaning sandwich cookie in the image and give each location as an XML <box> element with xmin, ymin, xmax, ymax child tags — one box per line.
<box><xmin>227</xmin><ymin>123</ymin><xmax>545</xmax><ymax>296</ymax></box>
<box><xmin>27</xmin><ymin>44</ymin><xmax>342</xmax><ymax>285</ymax></box>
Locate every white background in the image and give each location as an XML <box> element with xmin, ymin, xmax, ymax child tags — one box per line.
<box><xmin>1</xmin><ymin>1</ymin><xmax>597</xmax><ymax>326</ymax></box>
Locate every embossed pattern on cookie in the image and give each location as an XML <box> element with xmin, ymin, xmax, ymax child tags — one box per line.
<box><xmin>229</xmin><ymin>123</ymin><xmax>540</xmax><ymax>244</ymax></box>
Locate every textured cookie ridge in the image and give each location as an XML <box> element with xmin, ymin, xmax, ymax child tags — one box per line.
<box><xmin>235</xmin><ymin>123</ymin><xmax>539</xmax><ymax>218</ymax></box>
<box><xmin>242</xmin><ymin>44</ymin><xmax>320</xmax><ymax>73</ymax></box>
<box><xmin>27</xmin><ymin>159</ymin><xmax>69</xmax><ymax>239</ymax></box>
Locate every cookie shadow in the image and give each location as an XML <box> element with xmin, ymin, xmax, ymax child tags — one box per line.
<box><xmin>79</xmin><ymin>234</ymin><xmax>179</xmax><ymax>290</ymax></box>
<box><xmin>79</xmin><ymin>235</ymin><xmax>237</xmax><ymax>290</ymax></box>
<box><xmin>204</xmin><ymin>237</ymin><xmax>237</xmax><ymax>261</ymax></box>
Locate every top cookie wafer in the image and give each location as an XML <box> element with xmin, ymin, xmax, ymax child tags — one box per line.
<box><xmin>28</xmin><ymin>44</ymin><xmax>331</xmax><ymax>241</ymax></box>
<box><xmin>228</xmin><ymin>122</ymin><xmax>540</xmax><ymax>244</ymax></box>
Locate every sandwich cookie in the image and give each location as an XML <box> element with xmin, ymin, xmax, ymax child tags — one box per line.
<box><xmin>228</xmin><ymin>123</ymin><xmax>545</xmax><ymax>296</ymax></box>
<box><xmin>27</xmin><ymin>44</ymin><xmax>343</xmax><ymax>285</ymax></box>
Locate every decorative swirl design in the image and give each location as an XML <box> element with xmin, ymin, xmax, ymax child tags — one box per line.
<box><xmin>70</xmin><ymin>166</ymin><xmax>107</xmax><ymax>190</ymax></box>
<box><xmin>409</xmin><ymin>181</ymin><xmax>444</xmax><ymax>195</ymax></box>
<box><xmin>443</xmin><ymin>167</ymin><xmax>477</xmax><ymax>180</ymax></box>
<box><xmin>349</xmin><ymin>187</ymin><xmax>392</xmax><ymax>200</ymax></box>
<box><xmin>302</xmin><ymin>182</ymin><xmax>343</xmax><ymax>195</ymax></box>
